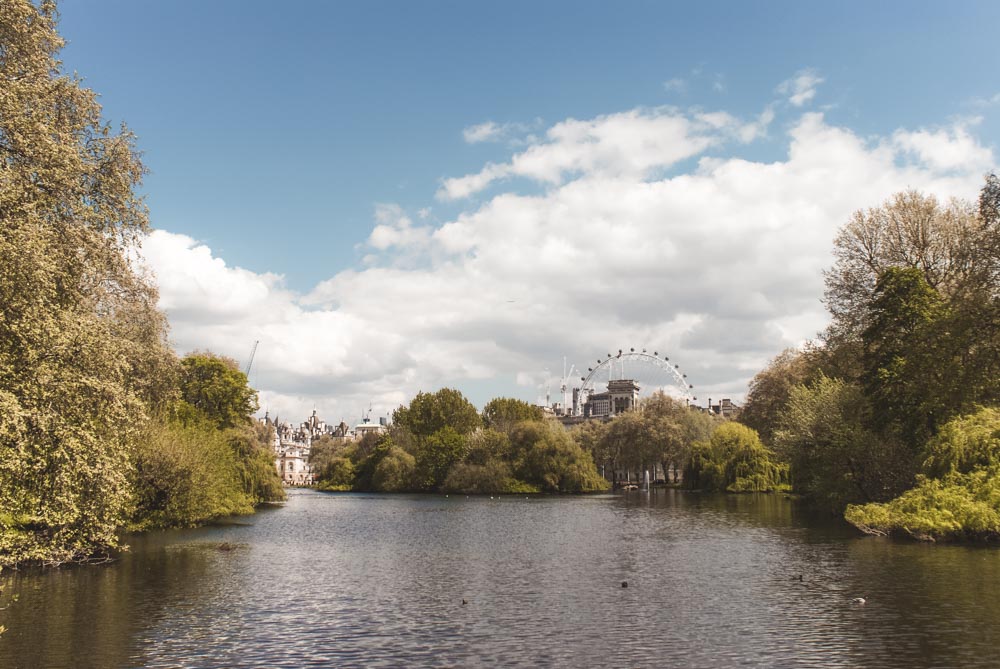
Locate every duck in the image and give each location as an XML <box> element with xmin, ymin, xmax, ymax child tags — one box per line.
<box><xmin>852</xmin><ymin>597</ymin><xmax>866</xmax><ymax>605</ymax></box>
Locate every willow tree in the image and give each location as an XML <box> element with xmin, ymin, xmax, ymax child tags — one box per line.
<box><xmin>0</xmin><ymin>2</ymin><xmax>174</xmax><ymax>566</ymax></box>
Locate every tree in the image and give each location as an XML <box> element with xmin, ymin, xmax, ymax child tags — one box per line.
<box><xmin>823</xmin><ymin>190</ymin><xmax>982</xmax><ymax>345</ymax></box>
<box><xmin>512</xmin><ymin>421</ymin><xmax>608</xmax><ymax>493</ymax></box>
<box><xmin>774</xmin><ymin>376</ymin><xmax>912</xmax><ymax>510</ymax></box>
<box><xmin>414</xmin><ymin>427</ymin><xmax>468</xmax><ymax>490</ymax></box>
<box><xmin>393</xmin><ymin>388</ymin><xmax>482</xmax><ymax>438</ymax></box>
<box><xmin>178</xmin><ymin>353</ymin><xmax>258</xmax><ymax>430</ymax></box>
<box><xmin>0</xmin><ymin>2</ymin><xmax>175</xmax><ymax>567</ymax></box>
<box><xmin>683</xmin><ymin>422</ymin><xmax>787</xmax><ymax>493</ymax></box>
<box><xmin>739</xmin><ymin>348</ymin><xmax>817</xmax><ymax>446</ymax></box>
<box><xmin>482</xmin><ymin>397</ymin><xmax>544</xmax><ymax>434</ymax></box>
<box><xmin>861</xmin><ymin>267</ymin><xmax>948</xmax><ymax>444</ymax></box>
<box><xmin>846</xmin><ymin>407</ymin><xmax>1000</xmax><ymax>541</ymax></box>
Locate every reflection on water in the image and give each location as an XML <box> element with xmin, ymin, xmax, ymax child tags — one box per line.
<box><xmin>2</xmin><ymin>489</ymin><xmax>999</xmax><ymax>668</ymax></box>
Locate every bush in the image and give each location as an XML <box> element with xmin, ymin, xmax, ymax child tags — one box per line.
<box><xmin>514</xmin><ymin>421</ymin><xmax>609</xmax><ymax>493</ymax></box>
<box><xmin>684</xmin><ymin>423</ymin><xmax>788</xmax><ymax>493</ymax></box>
<box><xmin>372</xmin><ymin>447</ymin><xmax>417</xmax><ymax>492</ymax></box>
<box><xmin>131</xmin><ymin>420</ymin><xmax>254</xmax><ymax>529</ymax></box>
<box><xmin>846</xmin><ymin>468</ymin><xmax>1000</xmax><ymax>541</ymax></box>
<box><xmin>441</xmin><ymin>460</ymin><xmax>539</xmax><ymax>494</ymax></box>
<box><xmin>317</xmin><ymin>455</ymin><xmax>357</xmax><ymax>492</ymax></box>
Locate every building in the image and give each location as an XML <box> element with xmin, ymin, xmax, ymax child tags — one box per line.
<box><xmin>707</xmin><ymin>398</ymin><xmax>740</xmax><ymax>419</ymax></box>
<box><xmin>583</xmin><ymin>379</ymin><xmax>640</xmax><ymax>419</ymax></box>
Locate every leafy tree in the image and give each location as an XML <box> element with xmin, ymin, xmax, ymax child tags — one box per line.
<box><xmin>372</xmin><ymin>446</ymin><xmax>417</xmax><ymax>492</ymax></box>
<box><xmin>178</xmin><ymin>353</ymin><xmax>258</xmax><ymax>430</ymax></box>
<box><xmin>512</xmin><ymin>421</ymin><xmax>608</xmax><ymax>493</ymax></box>
<box><xmin>860</xmin><ymin>267</ymin><xmax>948</xmax><ymax>443</ymax></box>
<box><xmin>920</xmin><ymin>407</ymin><xmax>1000</xmax><ymax>479</ymax></box>
<box><xmin>130</xmin><ymin>420</ymin><xmax>254</xmax><ymax>529</ymax></box>
<box><xmin>316</xmin><ymin>452</ymin><xmax>357</xmax><ymax>492</ymax></box>
<box><xmin>570</xmin><ymin>420</ymin><xmax>617</xmax><ymax>471</ymax></box>
<box><xmin>393</xmin><ymin>388</ymin><xmax>482</xmax><ymax>438</ymax></box>
<box><xmin>740</xmin><ymin>348</ymin><xmax>818</xmax><ymax>446</ymax></box>
<box><xmin>847</xmin><ymin>407</ymin><xmax>1000</xmax><ymax>541</ymax></box>
<box><xmin>482</xmin><ymin>397</ymin><xmax>544</xmax><ymax>433</ymax></box>
<box><xmin>465</xmin><ymin>428</ymin><xmax>512</xmax><ymax>465</ymax></box>
<box><xmin>683</xmin><ymin>422</ymin><xmax>787</xmax><ymax>493</ymax></box>
<box><xmin>774</xmin><ymin>376</ymin><xmax>912</xmax><ymax>510</ymax></box>
<box><xmin>823</xmin><ymin>190</ymin><xmax>982</xmax><ymax>345</ymax></box>
<box><xmin>0</xmin><ymin>1</ymin><xmax>175</xmax><ymax>567</ymax></box>
<box><xmin>414</xmin><ymin>427</ymin><xmax>468</xmax><ymax>490</ymax></box>
<box><xmin>441</xmin><ymin>460</ymin><xmax>535</xmax><ymax>495</ymax></box>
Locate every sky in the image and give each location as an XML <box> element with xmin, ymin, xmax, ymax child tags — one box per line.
<box><xmin>55</xmin><ymin>1</ymin><xmax>1000</xmax><ymax>424</ymax></box>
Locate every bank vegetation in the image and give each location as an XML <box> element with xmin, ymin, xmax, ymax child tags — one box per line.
<box><xmin>0</xmin><ymin>2</ymin><xmax>283</xmax><ymax>570</ymax></box>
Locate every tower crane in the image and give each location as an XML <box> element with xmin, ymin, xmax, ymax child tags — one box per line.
<box><xmin>243</xmin><ymin>340</ymin><xmax>259</xmax><ymax>377</ymax></box>
<box><xmin>560</xmin><ymin>357</ymin><xmax>576</xmax><ymax>414</ymax></box>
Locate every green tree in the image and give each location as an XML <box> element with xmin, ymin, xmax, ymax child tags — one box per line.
<box><xmin>414</xmin><ymin>427</ymin><xmax>468</xmax><ymax>490</ymax></box>
<box><xmin>178</xmin><ymin>353</ymin><xmax>258</xmax><ymax>430</ymax></box>
<box><xmin>861</xmin><ymin>267</ymin><xmax>945</xmax><ymax>420</ymax></box>
<box><xmin>482</xmin><ymin>397</ymin><xmax>544</xmax><ymax>433</ymax></box>
<box><xmin>739</xmin><ymin>348</ymin><xmax>817</xmax><ymax>446</ymax></box>
<box><xmin>393</xmin><ymin>388</ymin><xmax>482</xmax><ymax>438</ymax></box>
<box><xmin>372</xmin><ymin>446</ymin><xmax>417</xmax><ymax>492</ymax></box>
<box><xmin>774</xmin><ymin>376</ymin><xmax>912</xmax><ymax>510</ymax></box>
<box><xmin>0</xmin><ymin>1</ymin><xmax>175</xmax><ymax>567</ymax></box>
<box><xmin>512</xmin><ymin>421</ymin><xmax>608</xmax><ymax>493</ymax></box>
<box><xmin>683</xmin><ymin>422</ymin><xmax>787</xmax><ymax>493</ymax></box>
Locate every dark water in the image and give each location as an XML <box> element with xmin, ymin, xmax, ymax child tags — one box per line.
<box><xmin>2</xmin><ymin>490</ymin><xmax>1000</xmax><ymax>668</ymax></box>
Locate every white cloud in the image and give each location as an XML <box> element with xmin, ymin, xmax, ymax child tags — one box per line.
<box><xmin>146</xmin><ymin>103</ymin><xmax>995</xmax><ymax>422</ymax></box>
<box><xmin>462</xmin><ymin>119</ymin><xmax>540</xmax><ymax>145</ymax></box>
<box><xmin>892</xmin><ymin>122</ymin><xmax>994</xmax><ymax>173</ymax></box>
<box><xmin>463</xmin><ymin>121</ymin><xmax>504</xmax><ymax>143</ymax></box>
<box><xmin>778</xmin><ymin>69</ymin><xmax>824</xmax><ymax>107</ymax></box>
<box><xmin>438</xmin><ymin>107</ymin><xmax>747</xmax><ymax>200</ymax></box>
<box><xmin>663</xmin><ymin>78</ymin><xmax>686</xmax><ymax>93</ymax></box>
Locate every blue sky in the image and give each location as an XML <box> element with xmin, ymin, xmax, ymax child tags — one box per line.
<box><xmin>55</xmin><ymin>1</ymin><xmax>1000</xmax><ymax>421</ymax></box>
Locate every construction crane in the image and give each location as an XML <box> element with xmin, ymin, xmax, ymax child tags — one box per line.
<box><xmin>560</xmin><ymin>357</ymin><xmax>576</xmax><ymax>415</ymax></box>
<box><xmin>243</xmin><ymin>340</ymin><xmax>259</xmax><ymax>377</ymax></box>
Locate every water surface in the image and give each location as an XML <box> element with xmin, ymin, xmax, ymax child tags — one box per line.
<box><xmin>2</xmin><ymin>489</ymin><xmax>999</xmax><ymax>668</ymax></box>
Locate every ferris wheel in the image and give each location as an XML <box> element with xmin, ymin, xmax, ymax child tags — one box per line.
<box><xmin>574</xmin><ymin>347</ymin><xmax>695</xmax><ymax>414</ymax></box>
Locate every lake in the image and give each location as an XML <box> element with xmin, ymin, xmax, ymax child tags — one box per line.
<box><xmin>2</xmin><ymin>489</ymin><xmax>999</xmax><ymax>668</ymax></box>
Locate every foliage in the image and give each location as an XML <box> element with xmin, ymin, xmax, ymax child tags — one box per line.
<box><xmin>846</xmin><ymin>469</ymin><xmax>1000</xmax><ymax>542</ymax></box>
<box><xmin>441</xmin><ymin>460</ymin><xmax>538</xmax><ymax>495</ymax></box>
<box><xmin>773</xmin><ymin>376</ymin><xmax>912</xmax><ymax>510</ymax></box>
<box><xmin>316</xmin><ymin>453</ymin><xmax>357</xmax><ymax>492</ymax></box>
<box><xmin>512</xmin><ymin>421</ymin><xmax>609</xmax><ymax>493</ymax></box>
<box><xmin>372</xmin><ymin>446</ymin><xmax>417</xmax><ymax>492</ymax></box>
<box><xmin>579</xmin><ymin>393</ymin><xmax>717</xmax><ymax>484</ymax></box>
<box><xmin>178</xmin><ymin>353</ymin><xmax>258</xmax><ymax>430</ymax></box>
<box><xmin>861</xmin><ymin>267</ymin><xmax>948</xmax><ymax>444</ymax></box>
<box><xmin>683</xmin><ymin>422</ymin><xmax>788</xmax><ymax>493</ymax></box>
<box><xmin>393</xmin><ymin>388</ymin><xmax>481</xmax><ymax>438</ymax></box>
<box><xmin>823</xmin><ymin>190</ymin><xmax>985</xmax><ymax>345</ymax></box>
<box><xmin>414</xmin><ymin>427</ymin><xmax>468</xmax><ymax>490</ymax></box>
<box><xmin>921</xmin><ymin>407</ymin><xmax>1000</xmax><ymax>478</ymax></box>
<box><xmin>0</xmin><ymin>1</ymin><xmax>178</xmax><ymax>567</ymax></box>
<box><xmin>226</xmin><ymin>422</ymin><xmax>286</xmax><ymax>504</ymax></box>
<box><xmin>739</xmin><ymin>348</ymin><xmax>818</xmax><ymax>446</ymax></box>
<box><xmin>465</xmin><ymin>429</ymin><xmax>512</xmax><ymax>465</ymax></box>
<box><xmin>482</xmin><ymin>398</ymin><xmax>544</xmax><ymax>433</ymax></box>
<box><xmin>130</xmin><ymin>420</ymin><xmax>254</xmax><ymax>530</ymax></box>
<box><xmin>847</xmin><ymin>408</ymin><xmax>1000</xmax><ymax>541</ymax></box>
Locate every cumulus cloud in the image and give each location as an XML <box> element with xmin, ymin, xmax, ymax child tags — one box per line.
<box><xmin>438</xmin><ymin>107</ymin><xmax>755</xmax><ymax>201</ymax></box>
<box><xmin>145</xmin><ymin>94</ymin><xmax>994</xmax><ymax>422</ymax></box>
<box><xmin>778</xmin><ymin>69</ymin><xmax>824</xmax><ymax>107</ymax></box>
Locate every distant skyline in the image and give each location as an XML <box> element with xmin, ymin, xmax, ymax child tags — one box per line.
<box><xmin>57</xmin><ymin>1</ymin><xmax>999</xmax><ymax>422</ymax></box>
